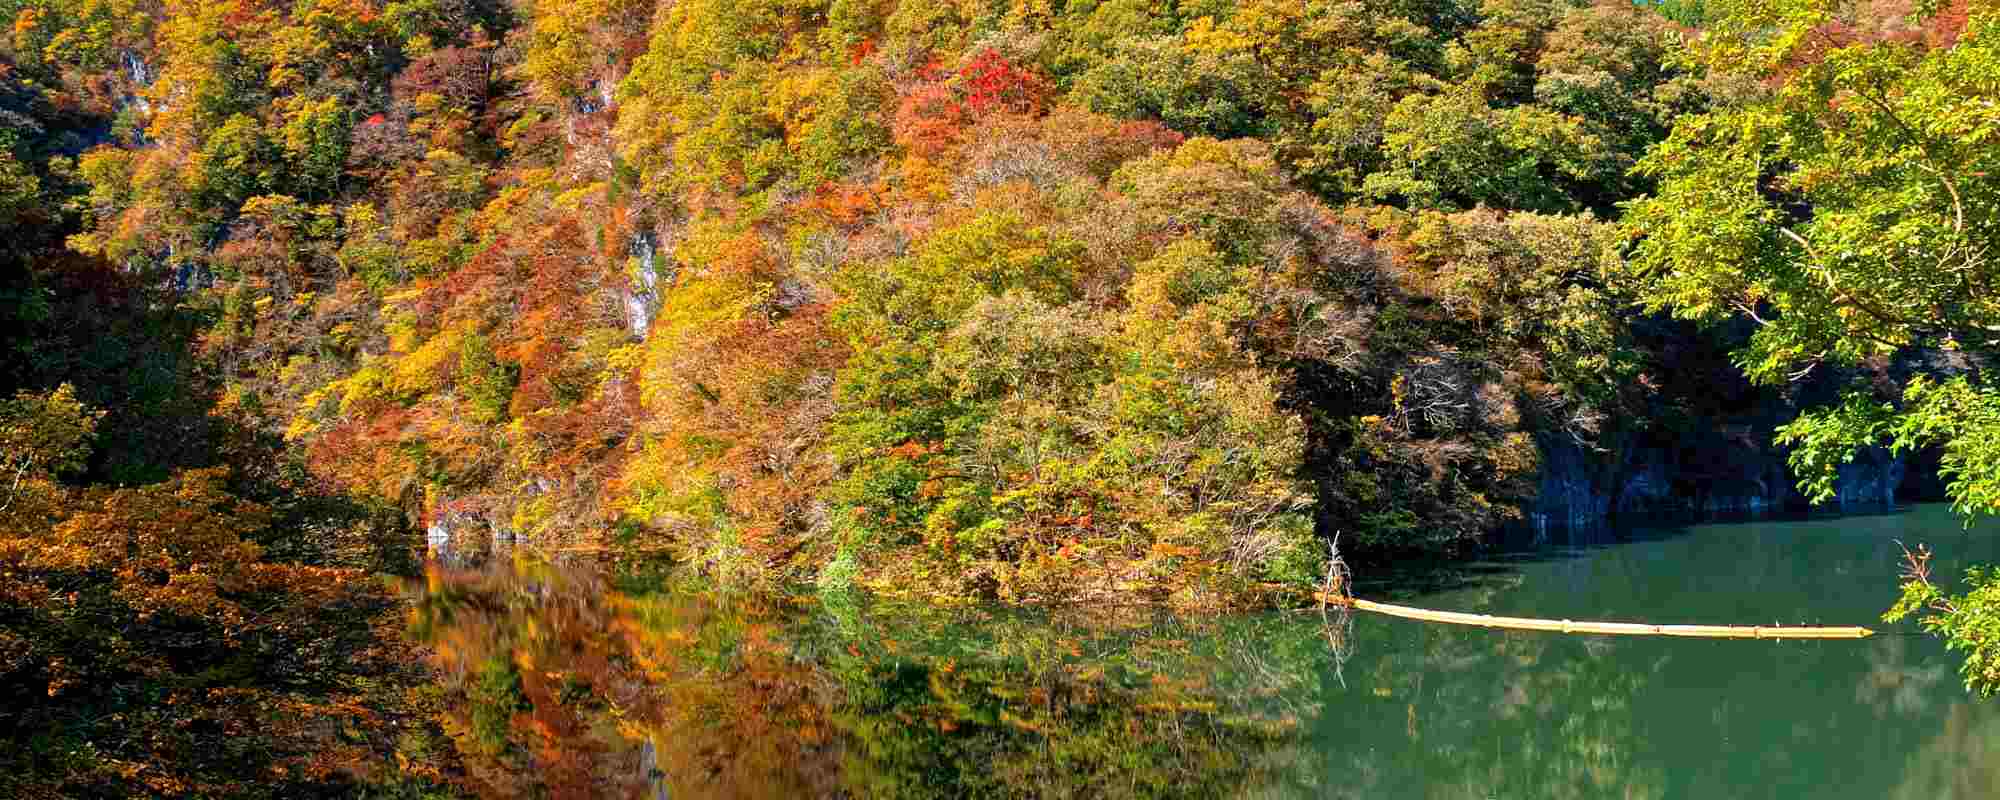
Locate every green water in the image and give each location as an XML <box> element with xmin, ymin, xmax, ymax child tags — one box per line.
<box><xmin>1313</xmin><ymin>504</ymin><xmax>2000</xmax><ymax>800</ymax></box>
<box><xmin>412</xmin><ymin>505</ymin><xmax>2000</xmax><ymax>798</ymax></box>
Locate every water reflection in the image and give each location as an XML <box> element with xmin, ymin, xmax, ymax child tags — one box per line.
<box><xmin>406</xmin><ymin>561</ymin><xmax>1317</xmax><ymax>799</ymax></box>
<box><xmin>1890</xmin><ymin>703</ymin><xmax>2000</xmax><ymax>800</ymax></box>
<box><xmin>1856</xmin><ymin>635</ymin><xmax>1949</xmax><ymax>718</ymax></box>
<box><xmin>402</xmin><ymin>506</ymin><xmax>2000</xmax><ymax>799</ymax></box>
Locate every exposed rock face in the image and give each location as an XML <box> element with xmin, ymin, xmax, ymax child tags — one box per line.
<box><xmin>1528</xmin><ymin>433</ymin><xmax>1916</xmax><ymax>532</ymax></box>
<box><xmin>1520</xmin><ymin>318</ymin><xmax>1945</xmax><ymax>533</ymax></box>
<box><xmin>1531</xmin><ymin>435</ymin><xmax>1610</xmax><ymax>530</ymax></box>
<box><xmin>1832</xmin><ymin>446</ymin><xmax>1907</xmax><ymax>509</ymax></box>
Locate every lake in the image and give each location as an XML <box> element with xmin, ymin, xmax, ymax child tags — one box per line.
<box><xmin>406</xmin><ymin>504</ymin><xmax>2000</xmax><ymax>798</ymax></box>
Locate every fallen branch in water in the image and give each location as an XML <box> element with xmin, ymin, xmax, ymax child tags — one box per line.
<box><xmin>1316</xmin><ymin>595</ymin><xmax>1874</xmax><ymax>639</ymax></box>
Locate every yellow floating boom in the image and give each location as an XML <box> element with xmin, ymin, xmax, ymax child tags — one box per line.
<box><xmin>1320</xmin><ymin>596</ymin><xmax>1873</xmax><ymax>639</ymax></box>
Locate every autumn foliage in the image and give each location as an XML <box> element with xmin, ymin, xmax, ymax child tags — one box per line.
<box><xmin>10</xmin><ymin>0</ymin><xmax>1969</xmax><ymax>791</ymax></box>
<box><xmin>0</xmin><ymin>0</ymin><xmax>1723</xmax><ymax>613</ymax></box>
<box><xmin>0</xmin><ymin>391</ymin><xmax>448</xmax><ymax>797</ymax></box>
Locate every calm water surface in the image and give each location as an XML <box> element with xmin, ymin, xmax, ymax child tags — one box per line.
<box><xmin>412</xmin><ymin>505</ymin><xmax>2000</xmax><ymax>798</ymax></box>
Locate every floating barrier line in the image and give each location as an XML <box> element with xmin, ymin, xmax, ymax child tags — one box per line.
<box><xmin>1318</xmin><ymin>596</ymin><xmax>1873</xmax><ymax>639</ymax></box>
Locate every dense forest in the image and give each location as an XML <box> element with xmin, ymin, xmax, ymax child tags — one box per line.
<box><xmin>2</xmin><ymin>0</ymin><xmax>1999</xmax><ymax>794</ymax></box>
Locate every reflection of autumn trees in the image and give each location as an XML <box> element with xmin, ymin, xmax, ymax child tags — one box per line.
<box><xmin>410</xmin><ymin>561</ymin><xmax>850</xmax><ymax>799</ymax></box>
<box><xmin>614</xmin><ymin>579</ymin><xmax>850</xmax><ymax>799</ymax></box>
<box><xmin>413</xmin><ymin>563</ymin><xmax>665</xmax><ymax>798</ymax></box>
<box><xmin>1857</xmin><ymin>636</ymin><xmax>1951</xmax><ymax>719</ymax></box>
<box><xmin>816</xmin><ymin>607</ymin><xmax>1315</xmax><ymax>799</ymax></box>
<box><xmin>1889</xmin><ymin>702</ymin><xmax>2000</xmax><ymax>800</ymax></box>
<box><xmin>1328</xmin><ymin>616</ymin><xmax>1667</xmax><ymax>800</ymax></box>
<box><xmin>407</xmin><ymin>563</ymin><xmax>1327</xmax><ymax>799</ymax></box>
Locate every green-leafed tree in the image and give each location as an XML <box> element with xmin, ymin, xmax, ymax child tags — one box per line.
<box><xmin>1623</xmin><ymin>0</ymin><xmax>2000</xmax><ymax>692</ymax></box>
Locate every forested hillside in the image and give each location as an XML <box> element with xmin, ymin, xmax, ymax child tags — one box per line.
<box><xmin>4</xmin><ymin>0</ymin><xmax>1998</xmax><ymax>792</ymax></box>
<box><xmin>9</xmin><ymin>0</ymin><xmax>1730</xmax><ymax>607</ymax></box>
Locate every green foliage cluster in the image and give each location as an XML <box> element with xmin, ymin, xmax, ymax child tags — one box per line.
<box><xmin>1618</xmin><ymin>0</ymin><xmax>2000</xmax><ymax>692</ymax></box>
<box><xmin>1887</xmin><ymin>551</ymin><xmax>2000</xmax><ymax>698</ymax></box>
<box><xmin>0</xmin><ymin>383</ymin><xmax>99</xmax><ymax>488</ymax></box>
<box><xmin>821</xmin><ymin>143</ymin><xmax>1325</xmax><ymax>606</ymax></box>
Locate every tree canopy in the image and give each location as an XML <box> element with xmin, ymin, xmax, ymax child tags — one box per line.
<box><xmin>1624</xmin><ymin>0</ymin><xmax>2000</xmax><ymax>694</ymax></box>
